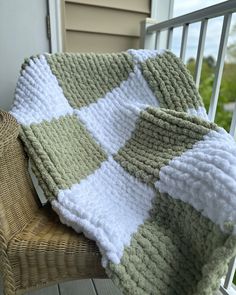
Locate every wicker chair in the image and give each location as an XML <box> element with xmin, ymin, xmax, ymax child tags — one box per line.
<box><xmin>0</xmin><ymin>110</ymin><xmax>106</xmax><ymax>295</ymax></box>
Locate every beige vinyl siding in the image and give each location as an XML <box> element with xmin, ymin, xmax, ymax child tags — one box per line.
<box><xmin>66</xmin><ymin>0</ymin><xmax>150</xmax><ymax>13</ymax></box>
<box><xmin>62</xmin><ymin>0</ymin><xmax>150</xmax><ymax>53</ymax></box>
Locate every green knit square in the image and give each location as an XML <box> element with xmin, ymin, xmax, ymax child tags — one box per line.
<box><xmin>114</xmin><ymin>108</ymin><xmax>216</xmax><ymax>184</ymax></box>
<box><xmin>46</xmin><ymin>53</ymin><xmax>134</xmax><ymax>109</ymax></box>
<box><xmin>140</xmin><ymin>51</ymin><xmax>204</xmax><ymax>111</ymax></box>
<box><xmin>21</xmin><ymin>114</ymin><xmax>107</xmax><ymax>198</ymax></box>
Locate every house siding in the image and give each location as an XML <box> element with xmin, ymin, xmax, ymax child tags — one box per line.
<box><xmin>62</xmin><ymin>0</ymin><xmax>151</xmax><ymax>52</ymax></box>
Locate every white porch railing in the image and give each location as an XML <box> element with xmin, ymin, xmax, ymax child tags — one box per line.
<box><xmin>140</xmin><ymin>1</ymin><xmax>236</xmax><ymax>294</ymax></box>
<box><xmin>140</xmin><ymin>0</ymin><xmax>236</xmax><ymax>138</ymax></box>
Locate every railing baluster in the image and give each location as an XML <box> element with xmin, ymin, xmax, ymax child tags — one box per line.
<box><xmin>230</xmin><ymin>103</ymin><xmax>236</xmax><ymax>139</ymax></box>
<box><xmin>180</xmin><ymin>24</ymin><xmax>189</xmax><ymax>62</ymax></box>
<box><xmin>155</xmin><ymin>31</ymin><xmax>161</xmax><ymax>50</ymax></box>
<box><xmin>208</xmin><ymin>13</ymin><xmax>232</xmax><ymax>122</ymax></box>
<box><xmin>167</xmin><ymin>27</ymin><xmax>173</xmax><ymax>50</ymax></box>
<box><xmin>194</xmin><ymin>19</ymin><xmax>208</xmax><ymax>89</ymax></box>
<box><xmin>223</xmin><ymin>257</ymin><xmax>236</xmax><ymax>290</ymax></box>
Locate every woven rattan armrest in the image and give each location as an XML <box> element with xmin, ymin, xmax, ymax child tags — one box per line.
<box><xmin>0</xmin><ymin>111</ymin><xmax>41</xmax><ymax>294</ymax></box>
<box><xmin>7</xmin><ymin>203</ymin><xmax>105</xmax><ymax>295</ymax></box>
<box><xmin>0</xmin><ymin>111</ymin><xmax>19</xmax><ymax>158</ymax></box>
<box><xmin>0</xmin><ymin>110</ymin><xmax>40</xmax><ymax>242</ymax></box>
<box><xmin>0</xmin><ymin>111</ymin><xmax>106</xmax><ymax>294</ymax></box>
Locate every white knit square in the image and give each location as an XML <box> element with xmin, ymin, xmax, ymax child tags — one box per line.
<box><xmin>11</xmin><ymin>55</ymin><xmax>73</xmax><ymax>126</ymax></box>
<box><xmin>75</xmin><ymin>66</ymin><xmax>159</xmax><ymax>155</ymax></box>
<box><xmin>52</xmin><ymin>156</ymin><xmax>156</xmax><ymax>266</ymax></box>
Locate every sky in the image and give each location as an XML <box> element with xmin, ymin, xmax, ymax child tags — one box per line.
<box><xmin>172</xmin><ymin>0</ymin><xmax>236</xmax><ymax>62</ymax></box>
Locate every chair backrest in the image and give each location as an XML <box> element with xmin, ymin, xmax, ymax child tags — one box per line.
<box><xmin>0</xmin><ymin>111</ymin><xmax>40</xmax><ymax>241</ymax></box>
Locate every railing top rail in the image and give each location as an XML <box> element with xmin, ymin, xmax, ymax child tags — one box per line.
<box><xmin>147</xmin><ymin>0</ymin><xmax>236</xmax><ymax>33</ymax></box>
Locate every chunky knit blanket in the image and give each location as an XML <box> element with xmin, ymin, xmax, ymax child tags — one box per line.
<box><xmin>11</xmin><ymin>50</ymin><xmax>236</xmax><ymax>295</ymax></box>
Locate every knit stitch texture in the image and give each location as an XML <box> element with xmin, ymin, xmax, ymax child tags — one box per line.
<box><xmin>11</xmin><ymin>49</ymin><xmax>236</xmax><ymax>295</ymax></box>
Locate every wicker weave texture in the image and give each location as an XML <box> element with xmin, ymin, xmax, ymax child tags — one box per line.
<box><xmin>0</xmin><ymin>110</ymin><xmax>106</xmax><ymax>295</ymax></box>
<box><xmin>8</xmin><ymin>205</ymin><xmax>105</xmax><ymax>294</ymax></box>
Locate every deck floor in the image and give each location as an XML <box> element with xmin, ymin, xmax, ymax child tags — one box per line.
<box><xmin>0</xmin><ymin>277</ymin><xmax>223</xmax><ymax>294</ymax></box>
<box><xmin>0</xmin><ymin>279</ymin><xmax>122</xmax><ymax>295</ymax></box>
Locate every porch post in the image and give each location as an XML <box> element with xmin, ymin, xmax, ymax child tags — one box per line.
<box><xmin>151</xmin><ymin>0</ymin><xmax>174</xmax><ymax>49</ymax></box>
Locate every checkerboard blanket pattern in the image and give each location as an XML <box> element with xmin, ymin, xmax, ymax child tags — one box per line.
<box><xmin>11</xmin><ymin>50</ymin><xmax>236</xmax><ymax>295</ymax></box>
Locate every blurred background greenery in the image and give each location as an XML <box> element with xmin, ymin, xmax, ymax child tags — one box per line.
<box><xmin>186</xmin><ymin>23</ymin><xmax>236</xmax><ymax>132</ymax></box>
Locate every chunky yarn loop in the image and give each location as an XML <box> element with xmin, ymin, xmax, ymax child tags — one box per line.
<box><xmin>10</xmin><ymin>49</ymin><xmax>236</xmax><ymax>295</ymax></box>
